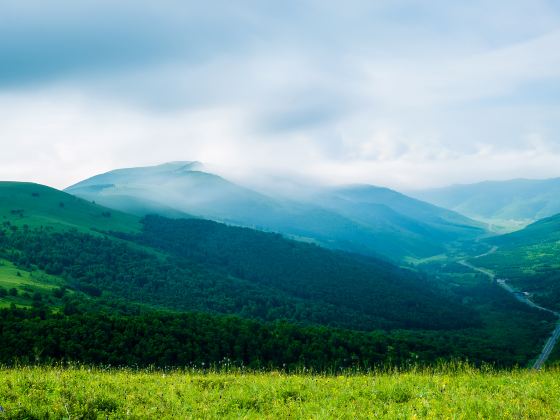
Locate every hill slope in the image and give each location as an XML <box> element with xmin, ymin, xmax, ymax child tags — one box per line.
<box><xmin>0</xmin><ymin>181</ymin><xmax>478</xmax><ymax>331</ymax></box>
<box><xmin>475</xmin><ymin>213</ymin><xmax>560</xmax><ymax>310</ymax></box>
<box><xmin>411</xmin><ymin>178</ymin><xmax>560</xmax><ymax>231</ymax></box>
<box><xmin>0</xmin><ymin>181</ymin><xmax>140</xmax><ymax>233</ymax></box>
<box><xmin>307</xmin><ymin>185</ymin><xmax>486</xmax><ymax>257</ymax></box>
<box><xmin>66</xmin><ymin>162</ymin><xmax>486</xmax><ymax>260</ymax></box>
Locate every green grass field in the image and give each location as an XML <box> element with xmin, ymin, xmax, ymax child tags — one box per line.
<box><xmin>1</xmin><ymin>366</ymin><xmax>560</xmax><ymax>418</ymax></box>
<box><xmin>0</xmin><ymin>182</ymin><xmax>140</xmax><ymax>233</ymax></box>
<box><xmin>0</xmin><ymin>260</ymin><xmax>64</xmax><ymax>308</ymax></box>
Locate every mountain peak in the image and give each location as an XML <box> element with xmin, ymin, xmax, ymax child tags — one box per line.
<box><xmin>153</xmin><ymin>161</ymin><xmax>204</xmax><ymax>172</ymax></box>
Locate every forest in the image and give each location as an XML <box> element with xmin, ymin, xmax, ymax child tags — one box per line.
<box><xmin>0</xmin><ymin>219</ymin><xmax>475</xmax><ymax>331</ymax></box>
<box><xmin>0</xmin><ymin>305</ymin><xmax>550</xmax><ymax>369</ymax></box>
<box><xmin>0</xmin><ymin>215</ymin><xmax>556</xmax><ymax>369</ymax></box>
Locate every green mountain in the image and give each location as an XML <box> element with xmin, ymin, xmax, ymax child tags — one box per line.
<box><xmin>411</xmin><ymin>178</ymin><xmax>560</xmax><ymax>232</ymax></box>
<box><xmin>475</xmin><ymin>213</ymin><xmax>560</xmax><ymax>310</ymax></box>
<box><xmin>0</xmin><ymin>181</ymin><xmax>553</xmax><ymax>368</ymax></box>
<box><xmin>0</xmin><ymin>181</ymin><xmax>140</xmax><ymax>233</ymax></box>
<box><xmin>0</xmin><ymin>180</ymin><xmax>475</xmax><ymax>331</ymax></box>
<box><xmin>66</xmin><ymin>162</ymin><xmax>486</xmax><ymax>261</ymax></box>
<box><xmin>308</xmin><ymin>185</ymin><xmax>486</xmax><ymax>258</ymax></box>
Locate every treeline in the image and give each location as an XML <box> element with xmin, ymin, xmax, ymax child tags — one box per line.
<box><xmin>0</xmin><ymin>221</ymin><xmax>478</xmax><ymax>331</ymax></box>
<box><xmin>0</xmin><ymin>306</ymin><xmax>535</xmax><ymax>369</ymax></box>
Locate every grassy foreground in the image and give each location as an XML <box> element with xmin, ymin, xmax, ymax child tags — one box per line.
<box><xmin>1</xmin><ymin>366</ymin><xmax>560</xmax><ymax>418</ymax></box>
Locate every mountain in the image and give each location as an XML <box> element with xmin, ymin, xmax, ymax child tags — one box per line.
<box><xmin>66</xmin><ymin>162</ymin><xmax>486</xmax><ymax>261</ymax></box>
<box><xmin>411</xmin><ymin>178</ymin><xmax>560</xmax><ymax>231</ymax></box>
<box><xmin>306</xmin><ymin>185</ymin><xmax>486</xmax><ymax>251</ymax></box>
<box><xmin>475</xmin><ymin>213</ymin><xmax>560</xmax><ymax>310</ymax></box>
<box><xmin>0</xmin><ymin>181</ymin><xmax>553</xmax><ymax>368</ymax></box>
<box><xmin>0</xmin><ymin>181</ymin><xmax>477</xmax><ymax>332</ymax></box>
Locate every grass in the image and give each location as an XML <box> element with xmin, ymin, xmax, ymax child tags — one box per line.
<box><xmin>0</xmin><ymin>181</ymin><xmax>140</xmax><ymax>233</ymax></box>
<box><xmin>0</xmin><ymin>366</ymin><xmax>560</xmax><ymax>418</ymax></box>
<box><xmin>0</xmin><ymin>260</ymin><xmax>64</xmax><ymax>308</ymax></box>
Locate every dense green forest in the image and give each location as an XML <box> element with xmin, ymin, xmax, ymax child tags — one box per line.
<box><xmin>0</xmin><ymin>221</ymin><xmax>473</xmax><ymax>331</ymax></box>
<box><xmin>116</xmin><ymin>215</ymin><xmax>478</xmax><ymax>329</ymax></box>
<box><xmin>0</xmin><ymin>304</ymin><xmax>551</xmax><ymax>369</ymax></box>
<box><xmin>0</xmin><ymin>306</ymin><xmax>437</xmax><ymax>369</ymax></box>
<box><xmin>0</xmin><ymin>217</ymin><xmax>556</xmax><ymax>368</ymax></box>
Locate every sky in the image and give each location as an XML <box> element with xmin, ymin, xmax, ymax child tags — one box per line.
<box><xmin>1</xmin><ymin>0</ymin><xmax>560</xmax><ymax>190</ymax></box>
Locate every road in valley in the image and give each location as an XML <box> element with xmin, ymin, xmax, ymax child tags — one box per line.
<box><xmin>458</xmin><ymin>246</ymin><xmax>560</xmax><ymax>369</ymax></box>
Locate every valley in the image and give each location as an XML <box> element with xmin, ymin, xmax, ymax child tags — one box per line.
<box><xmin>2</xmin><ymin>174</ymin><xmax>560</xmax><ymax>371</ymax></box>
<box><xmin>458</xmin><ymin>246</ymin><xmax>560</xmax><ymax>369</ymax></box>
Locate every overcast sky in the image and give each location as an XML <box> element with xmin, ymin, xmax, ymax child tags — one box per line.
<box><xmin>1</xmin><ymin>0</ymin><xmax>560</xmax><ymax>190</ymax></box>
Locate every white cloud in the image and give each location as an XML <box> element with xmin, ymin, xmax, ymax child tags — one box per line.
<box><xmin>1</xmin><ymin>88</ymin><xmax>560</xmax><ymax>191</ymax></box>
<box><xmin>1</xmin><ymin>1</ymin><xmax>560</xmax><ymax>190</ymax></box>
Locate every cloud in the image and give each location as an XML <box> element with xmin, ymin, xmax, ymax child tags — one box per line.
<box><xmin>1</xmin><ymin>1</ymin><xmax>560</xmax><ymax>190</ymax></box>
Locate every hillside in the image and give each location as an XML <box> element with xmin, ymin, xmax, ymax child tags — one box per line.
<box><xmin>0</xmin><ymin>181</ymin><xmax>479</xmax><ymax>332</ymax></box>
<box><xmin>1</xmin><ymin>215</ymin><xmax>477</xmax><ymax>331</ymax></box>
<box><xmin>411</xmin><ymin>178</ymin><xmax>560</xmax><ymax>231</ymax></box>
<box><xmin>475</xmin><ymin>213</ymin><xmax>560</xmax><ymax>310</ymax></box>
<box><xmin>0</xmin><ymin>181</ymin><xmax>140</xmax><ymax>233</ymax></box>
<box><xmin>307</xmin><ymin>185</ymin><xmax>486</xmax><ymax>259</ymax></box>
<box><xmin>66</xmin><ymin>162</ymin><xmax>486</xmax><ymax>260</ymax></box>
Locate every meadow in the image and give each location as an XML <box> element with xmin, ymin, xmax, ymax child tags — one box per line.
<box><xmin>1</xmin><ymin>365</ymin><xmax>560</xmax><ymax>418</ymax></box>
<box><xmin>0</xmin><ymin>260</ymin><xmax>64</xmax><ymax>309</ymax></box>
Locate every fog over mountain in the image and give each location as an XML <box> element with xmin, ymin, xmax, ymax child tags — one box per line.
<box><xmin>67</xmin><ymin>161</ymin><xmax>486</xmax><ymax>261</ymax></box>
<box><xmin>411</xmin><ymin>177</ymin><xmax>560</xmax><ymax>231</ymax></box>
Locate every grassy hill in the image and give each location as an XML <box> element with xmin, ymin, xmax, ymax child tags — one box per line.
<box><xmin>0</xmin><ymin>259</ymin><xmax>66</xmax><ymax>308</ymax></box>
<box><xmin>0</xmin><ymin>181</ymin><xmax>140</xmax><ymax>233</ymax></box>
<box><xmin>2</xmin><ymin>366</ymin><xmax>560</xmax><ymax>418</ymax></box>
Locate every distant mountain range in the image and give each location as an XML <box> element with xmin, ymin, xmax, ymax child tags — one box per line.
<box><xmin>411</xmin><ymin>178</ymin><xmax>560</xmax><ymax>231</ymax></box>
<box><xmin>66</xmin><ymin>162</ymin><xmax>486</xmax><ymax>261</ymax></box>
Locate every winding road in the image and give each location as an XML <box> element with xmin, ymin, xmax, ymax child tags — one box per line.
<box><xmin>458</xmin><ymin>246</ymin><xmax>560</xmax><ymax>369</ymax></box>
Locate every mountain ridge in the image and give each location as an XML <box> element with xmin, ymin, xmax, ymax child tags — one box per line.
<box><xmin>66</xmin><ymin>162</ymin><xmax>487</xmax><ymax>261</ymax></box>
<box><xmin>411</xmin><ymin>177</ymin><xmax>560</xmax><ymax>231</ymax></box>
